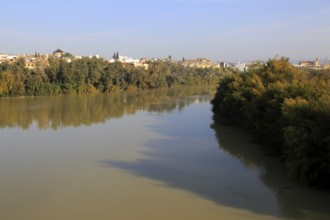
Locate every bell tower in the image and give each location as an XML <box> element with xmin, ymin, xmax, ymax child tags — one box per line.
<box><xmin>315</xmin><ymin>57</ymin><xmax>320</xmax><ymax>67</ymax></box>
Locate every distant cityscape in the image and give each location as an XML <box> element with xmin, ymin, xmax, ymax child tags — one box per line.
<box><xmin>1</xmin><ymin>48</ymin><xmax>329</xmax><ymax>71</ymax></box>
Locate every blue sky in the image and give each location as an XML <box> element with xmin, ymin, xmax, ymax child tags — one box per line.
<box><xmin>1</xmin><ymin>0</ymin><xmax>330</xmax><ymax>62</ymax></box>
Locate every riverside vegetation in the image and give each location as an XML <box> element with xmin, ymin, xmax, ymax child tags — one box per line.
<box><xmin>211</xmin><ymin>57</ymin><xmax>330</xmax><ymax>190</ymax></box>
<box><xmin>2</xmin><ymin>55</ymin><xmax>329</xmax><ymax>190</ymax></box>
<box><xmin>0</xmin><ymin>57</ymin><xmax>221</xmax><ymax>97</ymax></box>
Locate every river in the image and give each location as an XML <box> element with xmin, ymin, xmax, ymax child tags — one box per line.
<box><xmin>0</xmin><ymin>88</ymin><xmax>329</xmax><ymax>220</ymax></box>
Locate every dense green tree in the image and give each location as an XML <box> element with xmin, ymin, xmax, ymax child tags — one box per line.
<box><xmin>112</xmin><ymin>51</ymin><xmax>119</xmax><ymax>60</ymax></box>
<box><xmin>62</xmin><ymin>52</ymin><xmax>74</xmax><ymax>59</ymax></box>
<box><xmin>211</xmin><ymin>57</ymin><xmax>330</xmax><ymax>189</ymax></box>
<box><xmin>25</xmin><ymin>72</ymin><xmax>52</xmax><ymax>96</ymax></box>
<box><xmin>0</xmin><ymin>56</ymin><xmax>222</xmax><ymax>97</ymax></box>
<box><xmin>0</xmin><ymin>70</ymin><xmax>15</xmax><ymax>96</ymax></box>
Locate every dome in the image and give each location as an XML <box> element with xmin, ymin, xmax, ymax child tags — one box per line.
<box><xmin>53</xmin><ymin>48</ymin><xmax>64</xmax><ymax>54</ymax></box>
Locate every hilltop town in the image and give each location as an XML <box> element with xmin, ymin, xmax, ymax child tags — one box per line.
<box><xmin>0</xmin><ymin>48</ymin><xmax>226</xmax><ymax>97</ymax></box>
<box><xmin>1</xmin><ymin>48</ymin><xmax>329</xmax><ymax>71</ymax></box>
<box><xmin>0</xmin><ymin>48</ymin><xmax>220</xmax><ymax>70</ymax></box>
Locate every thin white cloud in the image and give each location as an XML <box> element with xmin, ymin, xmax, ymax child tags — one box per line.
<box><xmin>293</xmin><ymin>9</ymin><xmax>330</xmax><ymax>22</ymax></box>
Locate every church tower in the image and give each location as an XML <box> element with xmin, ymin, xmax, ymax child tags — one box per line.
<box><xmin>315</xmin><ymin>57</ymin><xmax>320</xmax><ymax>67</ymax></box>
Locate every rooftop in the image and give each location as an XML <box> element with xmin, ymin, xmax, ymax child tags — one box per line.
<box><xmin>53</xmin><ymin>48</ymin><xmax>64</xmax><ymax>54</ymax></box>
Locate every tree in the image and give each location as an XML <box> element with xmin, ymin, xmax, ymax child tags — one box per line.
<box><xmin>62</xmin><ymin>52</ymin><xmax>74</xmax><ymax>59</ymax></box>
<box><xmin>0</xmin><ymin>55</ymin><xmax>222</xmax><ymax>97</ymax></box>
<box><xmin>0</xmin><ymin>70</ymin><xmax>15</xmax><ymax>96</ymax></box>
<box><xmin>211</xmin><ymin>57</ymin><xmax>330</xmax><ymax>189</ymax></box>
<box><xmin>113</xmin><ymin>51</ymin><xmax>119</xmax><ymax>60</ymax></box>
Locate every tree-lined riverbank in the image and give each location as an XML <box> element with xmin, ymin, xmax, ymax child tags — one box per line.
<box><xmin>211</xmin><ymin>57</ymin><xmax>330</xmax><ymax>190</ymax></box>
<box><xmin>0</xmin><ymin>57</ymin><xmax>221</xmax><ymax>97</ymax></box>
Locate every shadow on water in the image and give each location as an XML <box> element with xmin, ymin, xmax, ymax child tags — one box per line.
<box><xmin>3</xmin><ymin>87</ymin><xmax>330</xmax><ymax>219</ymax></box>
<box><xmin>100</xmin><ymin>102</ymin><xmax>330</xmax><ymax>220</ymax></box>
<box><xmin>211</xmin><ymin>123</ymin><xmax>330</xmax><ymax>220</ymax></box>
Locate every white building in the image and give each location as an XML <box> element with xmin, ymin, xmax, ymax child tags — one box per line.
<box><xmin>0</xmin><ymin>53</ymin><xmax>9</xmax><ymax>61</ymax></box>
<box><xmin>226</xmin><ymin>62</ymin><xmax>247</xmax><ymax>72</ymax></box>
<box><xmin>90</xmin><ymin>54</ymin><xmax>100</xmax><ymax>59</ymax></box>
<box><xmin>118</xmin><ymin>56</ymin><xmax>139</xmax><ymax>64</ymax></box>
<box><xmin>53</xmin><ymin>48</ymin><xmax>64</xmax><ymax>58</ymax></box>
<box><xmin>109</xmin><ymin>55</ymin><xmax>139</xmax><ymax>65</ymax></box>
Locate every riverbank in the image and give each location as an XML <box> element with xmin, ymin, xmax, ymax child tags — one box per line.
<box><xmin>211</xmin><ymin>57</ymin><xmax>330</xmax><ymax>190</ymax></box>
<box><xmin>1</xmin><ymin>89</ymin><xmax>329</xmax><ymax>220</ymax></box>
<box><xmin>0</xmin><ymin>57</ymin><xmax>221</xmax><ymax>97</ymax></box>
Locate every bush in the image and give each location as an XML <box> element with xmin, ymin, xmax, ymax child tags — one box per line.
<box><xmin>211</xmin><ymin>57</ymin><xmax>330</xmax><ymax>189</ymax></box>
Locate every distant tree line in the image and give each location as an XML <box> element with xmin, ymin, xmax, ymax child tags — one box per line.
<box><xmin>0</xmin><ymin>57</ymin><xmax>222</xmax><ymax>97</ymax></box>
<box><xmin>211</xmin><ymin>57</ymin><xmax>330</xmax><ymax>189</ymax></box>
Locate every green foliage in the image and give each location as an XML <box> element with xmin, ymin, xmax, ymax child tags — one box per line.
<box><xmin>0</xmin><ymin>71</ymin><xmax>15</xmax><ymax>96</ymax></box>
<box><xmin>211</xmin><ymin>57</ymin><xmax>330</xmax><ymax>189</ymax></box>
<box><xmin>0</xmin><ymin>57</ymin><xmax>223</xmax><ymax>97</ymax></box>
<box><xmin>113</xmin><ymin>51</ymin><xmax>119</xmax><ymax>60</ymax></box>
<box><xmin>62</xmin><ymin>52</ymin><xmax>74</xmax><ymax>59</ymax></box>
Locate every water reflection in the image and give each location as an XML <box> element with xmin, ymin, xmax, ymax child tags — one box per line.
<box><xmin>101</xmin><ymin>101</ymin><xmax>330</xmax><ymax>220</ymax></box>
<box><xmin>101</xmin><ymin>100</ymin><xmax>280</xmax><ymax>217</ymax></box>
<box><xmin>211</xmin><ymin>123</ymin><xmax>330</xmax><ymax>220</ymax></box>
<box><xmin>0</xmin><ymin>87</ymin><xmax>212</xmax><ymax>130</ymax></box>
<box><xmin>2</xmin><ymin>88</ymin><xmax>330</xmax><ymax>220</ymax></box>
